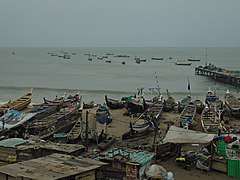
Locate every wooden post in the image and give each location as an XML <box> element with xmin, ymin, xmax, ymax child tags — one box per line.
<box><xmin>85</xmin><ymin>111</ymin><xmax>89</xmax><ymax>152</ymax></box>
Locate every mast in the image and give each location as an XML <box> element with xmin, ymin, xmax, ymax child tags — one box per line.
<box><xmin>205</xmin><ymin>48</ymin><xmax>208</xmax><ymax>66</ymax></box>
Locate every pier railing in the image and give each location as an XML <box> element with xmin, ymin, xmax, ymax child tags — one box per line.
<box><xmin>195</xmin><ymin>64</ymin><xmax>240</xmax><ymax>87</ymax></box>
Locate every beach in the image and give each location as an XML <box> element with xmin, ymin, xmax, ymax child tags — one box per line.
<box><xmin>83</xmin><ymin>106</ymin><xmax>237</xmax><ymax>180</ymax></box>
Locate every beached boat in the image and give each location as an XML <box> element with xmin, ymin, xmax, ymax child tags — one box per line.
<box><xmin>188</xmin><ymin>57</ymin><xmax>201</xmax><ymax>62</ymax></box>
<box><xmin>205</xmin><ymin>88</ymin><xmax>223</xmax><ymax>111</ymax></box>
<box><xmin>43</xmin><ymin>92</ymin><xmax>81</xmax><ymax>108</ymax></box>
<box><xmin>122</xmin><ymin>100</ymin><xmax>162</xmax><ymax>140</ymax></box>
<box><xmin>0</xmin><ymin>89</ymin><xmax>33</xmax><ymax>114</ymax></box>
<box><xmin>0</xmin><ymin>109</ymin><xmax>37</xmax><ymax>133</ymax></box>
<box><xmin>175</xmin><ymin>61</ymin><xmax>192</xmax><ymax>66</ymax></box>
<box><xmin>83</xmin><ymin>101</ymin><xmax>95</xmax><ymax>109</ymax></box>
<box><xmin>193</xmin><ymin>99</ymin><xmax>205</xmax><ymax>114</ymax></box>
<box><xmin>123</xmin><ymin>96</ymin><xmax>146</xmax><ymax>114</ymax></box>
<box><xmin>201</xmin><ymin>105</ymin><xmax>226</xmax><ymax>134</ymax></box>
<box><xmin>163</xmin><ymin>90</ymin><xmax>176</xmax><ymax>112</ymax></box>
<box><xmin>105</xmin><ymin>95</ymin><xmax>125</xmax><ymax>109</ymax></box>
<box><xmin>178</xmin><ymin>101</ymin><xmax>196</xmax><ymax>129</ymax></box>
<box><xmin>97</xmin><ymin>134</ymin><xmax>116</xmax><ymax>150</ymax></box>
<box><xmin>96</xmin><ymin>105</ymin><xmax>112</xmax><ymax>124</ymax></box>
<box><xmin>224</xmin><ymin>90</ymin><xmax>240</xmax><ymax>117</ymax></box>
<box><xmin>27</xmin><ymin>104</ymin><xmax>80</xmax><ymax>140</ymax></box>
<box><xmin>67</xmin><ymin>119</ymin><xmax>83</xmax><ymax>142</ymax></box>
<box><xmin>178</xmin><ymin>95</ymin><xmax>191</xmax><ymax>113</ymax></box>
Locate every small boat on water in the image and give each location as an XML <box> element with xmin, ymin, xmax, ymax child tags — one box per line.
<box><xmin>178</xmin><ymin>101</ymin><xmax>196</xmax><ymax>129</ymax></box>
<box><xmin>175</xmin><ymin>61</ymin><xmax>192</xmax><ymax>66</ymax></box>
<box><xmin>224</xmin><ymin>90</ymin><xmax>240</xmax><ymax>117</ymax></box>
<box><xmin>151</xmin><ymin>57</ymin><xmax>164</xmax><ymax>60</ymax></box>
<box><xmin>188</xmin><ymin>57</ymin><xmax>201</xmax><ymax>62</ymax></box>
<box><xmin>0</xmin><ymin>89</ymin><xmax>33</xmax><ymax>114</ymax></box>
<box><xmin>105</xmin><ymin>95</ymin><xmax>125</xmax><ymax>109</ymax></box>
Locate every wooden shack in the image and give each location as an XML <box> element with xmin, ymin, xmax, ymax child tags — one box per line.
<box><xmin>0</xmin><ymin>138</ymin><xmax>33</xmax><ymax>164</ymax></box>
<box><xmin>16</xmin><ymin>141</ymin><xmax>85</xmax><ymax>162</ymax></box>
<box><xmin>0</xmin><ymin>153</ymin><xmax>107</xmax><ymax>180</ymax></box>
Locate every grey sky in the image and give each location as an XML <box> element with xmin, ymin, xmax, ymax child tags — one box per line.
<box><xmin>1</xmin><ymin>0</ymin><xmax>240</xmax><ymax>47</ymax></box>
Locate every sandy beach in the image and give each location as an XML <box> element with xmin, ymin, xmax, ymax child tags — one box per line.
<box><xmin>83</xmin><ymin>106</ymin><xmax>237</xmax><ymax>180</ymax></box>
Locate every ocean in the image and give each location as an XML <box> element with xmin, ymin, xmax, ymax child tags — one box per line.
<box><xmin>0</xmin><ymin>47</ymin><xmax>239</xmax><ymax>104</ymax></box>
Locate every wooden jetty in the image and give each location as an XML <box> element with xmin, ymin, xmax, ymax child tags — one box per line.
<box><xmin>195</xmin><ymin>64</ymin><xmax>240</xmax><ymax>87</ymax></box>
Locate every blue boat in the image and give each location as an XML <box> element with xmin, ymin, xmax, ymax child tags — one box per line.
<box><xmin>96</xmin><ymin>105</ymin><xmax>112</xmax><ymax>124</ymax></box>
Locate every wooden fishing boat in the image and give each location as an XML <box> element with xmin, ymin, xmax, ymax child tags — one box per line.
<box><xmin>205</xmin><ymin>88</ymin><xmax>223</xmax><ymax>111</ymax></box>
<box><xmin>201</xmin><ymin>105</ymin><xmax>226</xmax><ymax>134</ymax></box>
<box><xmin>83</xmin><ymin>101</ymin><xmax>95</xmax><ymax>109</ymax></box>
<box><xmin>124</xmin><ymin>96</ymin><xmax>146</xmax><ymax>114</ymax></box>
<box><xmin>193</xmin><ymin>99</ymin><xmax>205</xmax><ymax>114</ymax></box>
<box><xmin>27</xmin><ymin>104</ymin><xmax>80</xmax><ymax>140</ymax></box>
<box><xmin>163</xmin><ymin>90</ymin><xmax>176</xmax><ymax>112</ymax></box>
<box><xmin>178</xmin><ymin>101</ymin><xmax>196</xmax><ymax>129</ymax></box>
<box><xmin>224</xmin><ymin>90</ymin><xmax>240</xmax><ymax>117</ymax></box>
<box><xmin>67</xmin><ymin>119</ymin><xmax>83</xmax><ymax>142</ymax></box>
<box><xmin>178</xmin><ymin>95</ymin><xmax>191</xmax><ymax>113</ymax></box>
<box><xmin>105</xmin><ymin>95</ymin><xmax>125</xmax><ymax>109</ymax></box>
<box><xmin>96</xmin><ymin>105</ymin><xmax>112</xmax><ymax>124</ymax></box>
<box><xmin>97</xmin><ymin>135</ymin><xmax>116</xmax><ymax>150</ymax></box>
<box><xmin>0</xmin><ymin>89</ymin><xmax>33</xmax><ymax>114</ymax></box>
<box><xmin>122</xmin><ymin>100</ymin><xmax>163</xmax><ymax>140</ymax></box>
<box><xmin>151</xmin><ymin>57</ymin><xmax>164</xmax><ymax>60</ymax></box>
<box><xmin>43</xmin><ymin>92</ymin><xmax>81</xmax><ymax>107</ymax></box>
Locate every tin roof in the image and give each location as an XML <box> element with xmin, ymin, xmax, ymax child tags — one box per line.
<box><xmin>0</xmin><ymin>153</ymin><xmax>107</xmax><ymax>180</ymax></box>
<box><xmin>104</xmin><ymin>148</ymin><xmax>154</xmax><ymax>166</ymax></box>
<box><xmin>0</xmin><ymin>138</ymin><xmax>33</xmax><ymax>148</ymax></box>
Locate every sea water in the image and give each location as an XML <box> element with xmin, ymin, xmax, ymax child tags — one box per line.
<box><xmin>0</xmin><ymin>47</ymin><xmax>239</xmax><ymax>104</ymax></box>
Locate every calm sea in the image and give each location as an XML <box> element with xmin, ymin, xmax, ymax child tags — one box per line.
<box><xmin>0</xmin><ymin>47</ymin><xmax>239</xmax><ymax>104</ymax></box>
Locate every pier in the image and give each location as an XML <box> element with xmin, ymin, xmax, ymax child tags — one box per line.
<box><xmin>195</xmin><ymin>64</ymin><xmax>240</xmax><ymax>87</ymax></box>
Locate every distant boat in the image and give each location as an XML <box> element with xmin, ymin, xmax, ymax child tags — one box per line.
<box><xmin>151</xmin><ymin>57</ymin><xmax>164</xmax><ymax>60</ymax></box>
<box><xmin>175</xmin><ymin>61</ymin><xmax>192</xmax><ymax>66</ymax></box>
<box><xmin>105</xmin><ymin>60</ymin><xmax>111</xmax><ymax>63</ymax></box>
<box><xmin>188</xmin><ymin>57</ymin><xmax>201</xmax><ymax>62</ymax></box>
<box><xmin>122</xmin><ymin>61</ymin><xmax>126</xmax><ymax>65</ymax></box>
<box><xmin>63</xmin><ymin>54</ymin><xmax>70</xmax><ymax>59</ymax></box>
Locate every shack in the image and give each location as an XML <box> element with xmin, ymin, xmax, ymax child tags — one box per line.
<box><xmin>16</xmin><ymin>141</ymin><xmax>86</xmax><ymax>162</ymax></box>
<box><xmin>0</xmin><ymin>138</ymin><xmax>33</xmax><ymax>164</ymax></box>
<box><xmin>0</xmin><ymin>153</ymin><xmax>107</xmax><ymax>180</ymax></box>
<box><xmin>97</xmin><ymin>148</ymin><xmax>154</xmax><ymax>179</ymax></box>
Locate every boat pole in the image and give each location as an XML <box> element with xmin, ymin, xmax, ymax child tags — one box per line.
<box><xmin>85</xmin><ymin>111</ymin><xmax>89</xmax><ymax>152</ymax></box>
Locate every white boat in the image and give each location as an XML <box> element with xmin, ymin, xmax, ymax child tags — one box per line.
<box><xmin>188</xmin><ymin>57</ymin><xmax>201</xmax><ymax>61</ymax></box>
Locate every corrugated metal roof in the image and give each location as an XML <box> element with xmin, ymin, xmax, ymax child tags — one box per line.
<box><xmin>0</xmin><ymin>138</ymin><xmax>33</xmax><ymax>148</ymax></box>
<box><xmin>105</xmin><ymin>148</ymin><xmax>154</xmax><ymax>166</ymax></box>
<box><xmin>0</xmin><ymin>153</ymin><xmax>107</xmax><ymax>180</ymax></box>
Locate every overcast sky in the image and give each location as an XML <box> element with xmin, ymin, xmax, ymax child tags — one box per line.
<box><xmin>1</xmin><ymin>0</ymin><xmax>240</xmax><ymax>47</ymax></box>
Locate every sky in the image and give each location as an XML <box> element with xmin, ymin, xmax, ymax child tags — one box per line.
<box><xmin>0</xmin><ymin>0</ymin><xmax>240</xmax><ymax>47</ymax></box>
